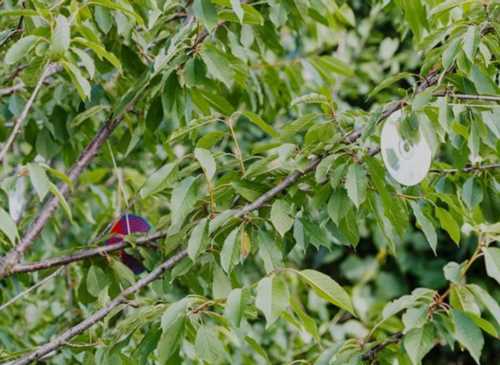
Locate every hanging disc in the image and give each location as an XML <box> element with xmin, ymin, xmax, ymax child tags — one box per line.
<box><xmin>380</xmin><ymin>110</ymin><xmax>432</xmax><ymax>186</ymax></box>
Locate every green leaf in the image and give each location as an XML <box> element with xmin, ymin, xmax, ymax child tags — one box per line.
<box><xmin>158</xmin><ymin>299</ymin><xmax>188</xmax><ymax>363</ymax></box>
<box><xmin>187</xmin><ymin>218</ymin><xmax>209</xmax><ymax>261</ymax></box>
<box><xmin>412</xmin><ymin>88</ymin><xmax>433</xmax><ymax>112</ymax></box>
<box><xmin>452</xmin><ymin>309</ymin><xmax>484</xmax><ymax>364</ymax></box>
<box><xmin>4</xmin><ymin>36</ymin><xmax>40</xmax><ymax>65</ymax></box>
<box><xmin>201</xmin><ymin>44</ymin><xmax>235</xmax><ymax>89</ymax></box>
<box><xmin>481</xmin><ymin>111</ymin><xmax>500</xmax><ymax>138</ymax></box>
<box><xmin>327</xmin><ymin>188</ymin><xmax>351</xmax><ymax>225</ymax></box>
<box><xmin>0</xmin><ymin>207</ymin><xmax>18</xmax><ymax>245</ymax></box>
<box><xmin>89</xmin><ymin>0</ymin><xmax>144</xmax><ymax>25</ymax></box>
<box><xmin>309</xmin><ymin>56</ymin><xmax>354</xmax><ymax>82</ymax></box>
<box><xmin>468</xmin><ymin>284</ymin><xmax>500</xmax><ymax>327</ymax></box>
<box><xmin>410</xmin><ymin>201</ymin><xmax>437</xmax><ymax>254</ymax></box>
<box><xmin>435</xmin><ymin>207</ymin><xmax>460</xmax><ymax>244</ymax></box>
<box><xmin>297</xmin><ymin>269</ymin><xmax>354</xmax><ymax>315</ymax></box>
<box><xmin>48</xmin><ymin>183</ymin><xmax>72</xmax><ymax>222</ymax></box>
<box><xmin>194</xmin><ymin>0</ymin><xmax>218</xmax><ymax>30</ymax></box>
<box><xmin>443</xmin><ymin>262</ymin><xmax>461</xmax><ymax>284</ymax></box>
<box><xmin>195</xmin><ymin>325</ymin><xmax>226</xmax><ymax>363</ymax></box>
<box><xmin>70</xmin><ymin>105</ymin><xmax>109</xmax><ymax>127</ymax></box>
<box><xmin>399</xmin><ymin>0</ymin><xmax>428</xmax><ymax>41</ymax></box>
<box><xmin>28</xmin><ymin>163</ymin><xmax>50</xmax><ymax>201</ymax></box>
<box><xmin>50</xmin><ymin>15</ymin><xmax>70</xmax><ymax>57</ymax></box>
<box><xmin>270</xmin><ymin>199</ymin><xmax>294</xmax><ymax>237</ymax></box>
<box><xmin>442</xmin><ymin>37</ymin><xmax>461</xmax><ymax>69</ymax></box>
<box><xmin>242</xmin><ymin>111</ymin><xmax>279</xmax><ymax>137</ymax></box>
<box><xmin>231</xmin><ymin>0</ymin><xmax>244</xmax><ymax>23</ymax></box>
<box><xmin>403</xmin><ymin>324</ymin><xmax>436</xmax><ymax>365</ymax></box>
<box><xmin>315</xmin><ymin>154</ymin><xmax>336</xmax><ymax>184</ymax></box>
<box><xmin>461</xmin><ymin>176</ymin><xmax>483</xmax><ymax>210</ymax></box>
<box><xmin>194</xmin><ymin>148</ymin><xmax>216</xmax><ymax>181</ymax></box>
<box><xmin>463</xmin><ymin>25</ymin><xmax>479</xmax><ymax>62</ymax></box>
<box><xmin>218</xmin><ymin>3</ymin><xmax>264</xmax><ymax>25</ymax></box>
<box><xmin>367</xmin><ymin>72</ymin><xmax>413</xmax><ymax>99</ymax></box>
<box><xmin>244</xmin><ymin>336</ymin><xmax>269</xmax><ymax>362</ymax></box>
<box><xmin>140</xmin><ymin>162</ymin><xmax>177</xmax><ymax>198</ymax></box>
<box><xmin>292</xmin><ymin>93</ymin><xmax>330</xmax><ymax>109</ymax></box>
<box><xmin>483</xmin><ymin>247</ymin><xmax>500</xmax><ymax>285</ymax></box>
<box><xmin>469</xmin><ymin>64</ymin><xmax>497</xmax><ymax>95</ymax></box>
<box><xmin>133</xmin><ymin>325</ymin><xmax>161</xmax><ymax>364</ymax></box>
<box><xmin>224</xmin><ymin>288</ymin><xmax>245</xmax><ymax>327</ymax></box>
<box><xmin>73</xmin><ymin>49</ymin><xmax>95</xmax><ymax>79</ymax></box>
<box><xmin>86</xmin><ymin>265</ymin><xmax>108</xmax><ymax>297</ymax></box>
<box><xmin>339</xmin><ymin>209</ymin><xmax>360</xmax><ymax>247</ymax></box>
<box><xmin>220</xmin><ymin>227</ymin><xmax>240</xmax><ymax>273</ymax></box>
<box><xmin>169</xmin><ymin>177</ymin><xmax>198</xmax><ymax>234</ymax></box>
<box><xmin>62</xmin><ymin>61</ymin><xmax>91</xmax><ymax>100</ymax></box>
<box><xmin>0</xmin><ymin>9</ymin><xmax>38</xmax><ymax>17</ymax></box>
<box><xmin>197</xmin><ymin>130</ymin><xmax>225</xmax><ymax>149</ymax></box>
<box><xmin>450</xmin><ymin>285</ymin><xmax>480</xmax><ymax>315</ymax></box>
<box><xmin>464</xmin><ymin>312</ymin><xmax>498</xmax><ymax>338</ymax></box>
<box><xmin>212</xmin><ymin>264</ymin><xmax>231</xmax><ymax>299</ymax></box>
<box><xmin>345</xmin><ymin>164</ymin><xmax>367</xmax><ymax>209</ymax></box>
<box><xmin>290</xmin><ymin>296</ymin><xmax>320</xmax><ymax>342</ymax></box>
<box><xmin>73</xmin><ymin>37</ymin><xmax>122</xmax><ymax>72</ymax></box>
<box><xmin>382</xmin><ymin>288</ymin><xmax>434</xmax><ymax>320</ymax></box>
<box><xmin>335</xmin><ymin>3</ymin><xmax>355</xmax><ymax>27</ymax></box>
<box><xmin>255</xmin><ymin>276</ymin><xmax>289</xmax><ymax>327</ymax></box>
<box><xmin>403</xmin><ymin>306</ymin><xmax>428</xmax><ymax>332</ymax></box>
<box><xmin>110</xmin><ymin>258</ymin><xmax>135</xmax><ymax>285</ymax></box>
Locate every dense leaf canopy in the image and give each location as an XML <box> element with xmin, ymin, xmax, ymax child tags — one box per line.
<box><xmin>0</xmin><ymin>0</ymin><xmax>499</xmax><ymax>364</ymax></box>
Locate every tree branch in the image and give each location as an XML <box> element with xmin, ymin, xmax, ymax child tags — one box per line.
<box><xmin>0</xmin><ymin>67</ymin><xmax>441</xmax><ymax>279</ymax></box>
<box><xmin>0</xmin><ymin>63</ymin><xmax>56</xmax><ymax>163</ymax></box>
<box><xmin>8</xmin><ymin>230</ymin><xmax>167</xmax><ymax>274</ymax></box>
<box><xmin>6</xmin><ymin>250</ymin><xmax>188</xmax><ymax>365</ymax></box>
<box><xmin>361</xmin><ymin>332</ymin><xmax>403</xmax><ymax>362</ymax></box>
<box><xmin>0</xmin><ymin>114</ymin><xmax>125</xmax><ymax>279</ymax></box>
<box><xmin>3</xmin><ymin>66</ymin><xmax>448</xmax><ymax>363</ymax></box>
<box><xmin>0</xmin><ymin>64</ymin><xmax>60</xmax><ymax>97</ymax></box>
<box><xmin>0</xmin><ymin>18</ymin><xmax>209</xmax><ymax>279</ymax></box>
<box><xmin>0</xmin><ymin>82</ymin><xmax>25</xmax><ymax>97</ymax></box>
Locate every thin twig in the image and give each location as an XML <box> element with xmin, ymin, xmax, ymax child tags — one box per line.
<box><xmin>434</xmin><ymin>92</ymin><xmax>500</xmax><ymax>102</ymax></box>
<box><xmin>0</xmin><ymin>82</ymin><xmax>25</xmax><ymax>97</ymax></box>
<box><xmin>0</xmin><ymin>66</ymin><xmax>60</xmax><ymax>97</ymax></box>
<box><xmin>361</xmin><ymin>332</ymin><xmax>403</xmax><ymax>362</ymax></box>
<box><xmin>430</xmin><ymin>163</ymin><xmax>500</xmax><ymax>174</ymax></box>
<box><xmin>226</xmin><ymin>117</ymin><xmax>246</xmax><ymax>175</ymax></box>
<box><xmin>6</xmin><ymin>250</ymin><xmax>188</xmax><ymax>365</ymax></box>
<box><xmin>0</xmin><ymin>267</ymin><xmax>63</xmax><ymax>312</ymax></box>
<box><xmin>0</xmin><ymin>63</ymin><xmax>54</xmax><ymax>163</ymax></box>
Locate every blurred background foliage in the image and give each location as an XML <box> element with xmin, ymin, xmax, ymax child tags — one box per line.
<box><xmin>0</xmin><ymin>0</ymin><xmax>499</xmax><ymax>364</ymax></box>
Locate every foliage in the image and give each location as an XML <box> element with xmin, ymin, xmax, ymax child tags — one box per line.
<box><xmin>0</xmin><ymin>0</ymin><xmax>499</xmax><ymax>364</ymax></box>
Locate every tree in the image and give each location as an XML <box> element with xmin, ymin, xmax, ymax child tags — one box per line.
<box><xmin>0</xmin><ymin>0</ymin><xmax>499</xmax><ymax>364</ymax></box>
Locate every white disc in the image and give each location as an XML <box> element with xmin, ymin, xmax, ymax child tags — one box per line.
<box><xmin>380</xmin><ymin>110</ymin><xmax>432</xmax><ymax>186</ymax></box>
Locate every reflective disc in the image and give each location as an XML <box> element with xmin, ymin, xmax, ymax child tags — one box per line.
<box><xmin>380</xmin><ymin>110</ymin><xmax>432</xmax><ymax>186</ymax></box>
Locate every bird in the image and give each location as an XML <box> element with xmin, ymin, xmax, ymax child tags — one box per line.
<box><xmin>106</xmin><ymin>214</ymin><xmax>150</xmax><ymax>274</ymax></box>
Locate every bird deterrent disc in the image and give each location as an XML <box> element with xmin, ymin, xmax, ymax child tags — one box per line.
<box><xmin>380</xmin><ymin>110</ymin><xmax>432</xmax><ymax>186</ymax></box>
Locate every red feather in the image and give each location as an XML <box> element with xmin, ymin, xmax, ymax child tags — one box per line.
<box><xmin>106</xmin><ymin>214</ymin><xmax>150</xmax><ymax>274</ymax></box>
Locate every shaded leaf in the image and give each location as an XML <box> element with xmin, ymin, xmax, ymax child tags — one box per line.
<box><xmin>297</xmin><ymin>269</ymin><xmax>354</xmax><ymax>315</ymax></box>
